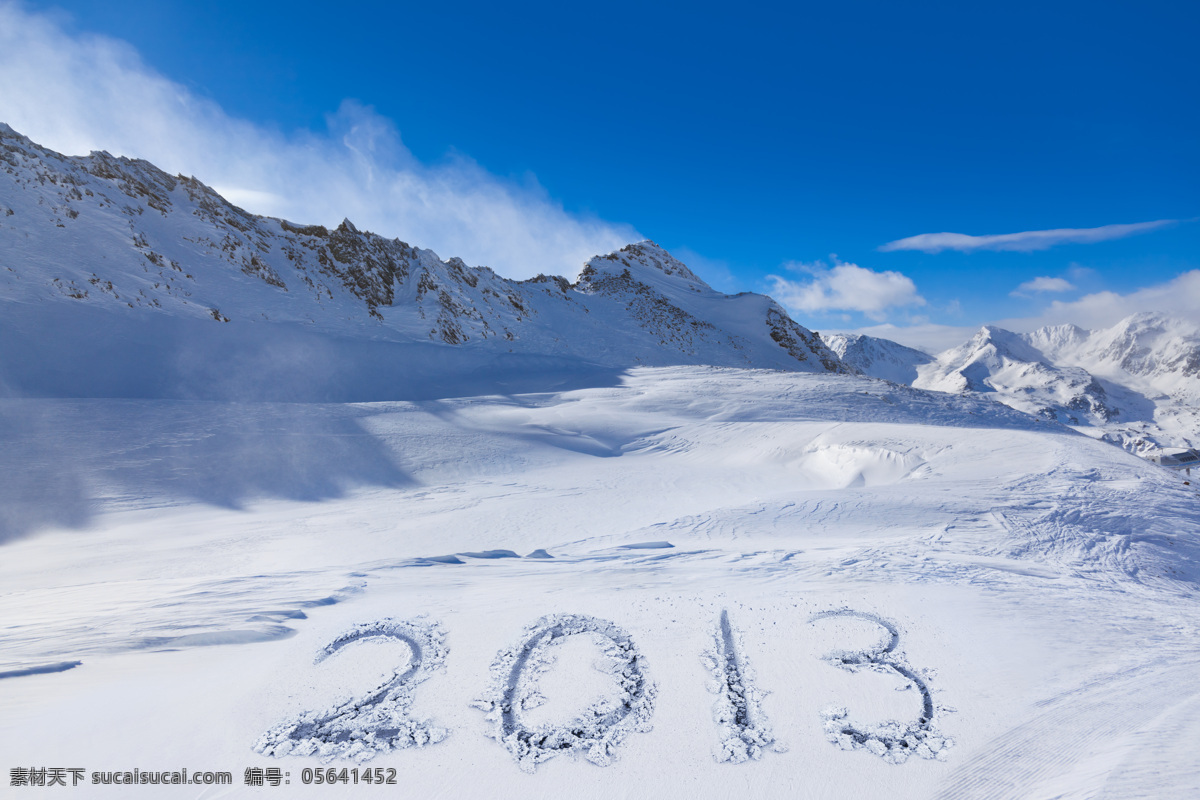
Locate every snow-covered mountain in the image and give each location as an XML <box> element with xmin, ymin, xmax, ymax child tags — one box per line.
<box><xmin>1027</xmin><ymin>313</ymin><xmax>1200</xmax><ymax>397</ymax></box>
<box><xmin>838</xmin><ymin>316</ymin><xmax>1200</xmax><ymax>452</ymax></box>
<box><xmin>913</xmin><ymin>325</ymin><xmax>1122</xmax><ymax>425</ymax></box>
<box><xmin>822</xmin><ymin>332</ymin><xmax>934</xmax><ymax>384</ymax></box>
<box><xmin>0</xmin><ymin>123</ymin><xmax>843</xmax><ymax>400</ymax></box>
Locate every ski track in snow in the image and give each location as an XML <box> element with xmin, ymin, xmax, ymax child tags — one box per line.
<box><xmin>935</xmin><ymin>656</ymin><xmax>1200</xmax><ymax>798</ymax></box>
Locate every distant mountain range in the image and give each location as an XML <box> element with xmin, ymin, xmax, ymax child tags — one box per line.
<box><xmin>827</xmin><ymin>314</ymin><xmax>1200</xmax><ymax>452</ymax></box>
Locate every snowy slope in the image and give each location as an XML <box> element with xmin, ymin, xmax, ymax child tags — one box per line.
<box><xmin>1</xmin><ymin>368</ymin><xmax>1198</xmax><ymax>799</ymax></box>
<box><xmin>0</xmin><ymin>123</ymin><xmax>843</xmax><ymax>402</ymax></box>
<box><xmin>824</xmin><ymin>333</ymin><xmax>934</xmax><ymax>384</ymax></box>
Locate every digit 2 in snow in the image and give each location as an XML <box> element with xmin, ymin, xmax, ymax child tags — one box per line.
<box><xmin>254</xmin><ymin>619</ymin><xmax>448</xmax><ymax>761</ymax></box>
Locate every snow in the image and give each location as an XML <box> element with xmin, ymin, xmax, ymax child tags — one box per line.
<box><xmin>475</xmin><ymin>613</ymin><xmax>657</xmax><ymax>773</ymax></box>
<box><xmin>254</xmin><ymin>618</ymin><xmax>450</xmax><ymax>762</ymax></box>
<box><xmin>2</xmin><ymin>367</ymin><xmax>1199</xmax><ymax>798</ymax></box>
<box><xmin>824</xmin><ymin>332</ymin><xmax>934</xmax><ymax>384</ymax></box>
<box><xmin>702</xmin><ymin>608</ymin><xmax>782</xmax><ymax>763</ymax></box>
<box><xmin>825</xmin><ymin>315</ymin><xmax>1200</xmax><ymax>454</ymax></box>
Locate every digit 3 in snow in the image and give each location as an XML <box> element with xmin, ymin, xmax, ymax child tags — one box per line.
<box><xmin>809</xmin><ymin>610</ymin><xmax>954</xmax><ymax>763</ymax></box>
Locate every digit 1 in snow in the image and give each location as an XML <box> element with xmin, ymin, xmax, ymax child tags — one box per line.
<box><xmin>705</xmin><ymin>609</ymin><xmax>781</xmax><ymax>762</ymax></box>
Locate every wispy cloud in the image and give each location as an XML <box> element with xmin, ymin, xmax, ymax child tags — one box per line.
<box><xmin>1011</xmin><ymin>276</ymin><xmax>1075</xmax><ymax>296</ymax></box>
<box><xmin>768</xmin><ymin>259</ymin><xmax>925</xmax><ymax>322</ymax></box>
<box><xmin>880</xmin><ymin>219</ymin><xmax>1179</xmax><ymax>254</ymax></box>
<box><xmin>0</xmin><ymin>2</ymin><xmax>639</xmax><ymax>279</ymax></box>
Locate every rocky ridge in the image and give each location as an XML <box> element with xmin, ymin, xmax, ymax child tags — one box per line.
<box><xmin>0</xmin><ymin>123</ymin><xmax>843</xmax><ymax>376</ymax></box>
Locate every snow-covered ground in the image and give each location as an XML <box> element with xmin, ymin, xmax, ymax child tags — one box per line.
<box><xmin>3</xmin><ymin>367</ymin><xmax>1199</xmax><ymax>798</ymax></box>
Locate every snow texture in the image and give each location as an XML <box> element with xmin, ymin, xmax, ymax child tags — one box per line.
<box><xmin>3</xmin><ymin>366</ymin><xmax>1199</xmax><ymax>797</ymax></box>
<box><xmin>0</xmin><ymin>660</ymin><xmax>81</xmax><ymax>679</ymax></box>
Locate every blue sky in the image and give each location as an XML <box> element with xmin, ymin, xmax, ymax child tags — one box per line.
<box><xmin>1</xmin><ymin>0</ymin><xmax>1196</xmax><ymax>348</ymax></box>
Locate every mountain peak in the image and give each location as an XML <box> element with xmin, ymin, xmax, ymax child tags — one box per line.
<box><xmin>1108</xmin><ymin>311</ymin><xmax>1194</xmax><ymax>340</ymax></box>
<box><xmin>582</xmin><ymin>241</ymin><xmax>711</xmax><ymax>293</ymax></box>
<box><xmin>823</xmin><ymin>332</ymin><xmax>933</xmax><ymax>384</ymax></box>
<box><xmin>964</xmin><ymin>325</ymin><xmax>1046</xmax><ymax>363</ymax></box>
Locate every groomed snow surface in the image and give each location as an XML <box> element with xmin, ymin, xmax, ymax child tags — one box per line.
<box><xmin>2</xmin><ymin>367</ymin><xmax>1200</xmax><ymax>798</ymax></box>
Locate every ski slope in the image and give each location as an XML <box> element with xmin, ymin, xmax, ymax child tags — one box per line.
<box><xmin>2</xmin><ymin>367</ymin><xmax>1199</xmax><ymax>798</ymax></box>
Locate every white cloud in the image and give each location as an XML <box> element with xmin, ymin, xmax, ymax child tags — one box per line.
<box><xmin>996</xmin><ymin>270</ymin><xmax>1200</xmax><ymax>332</ymax></box>
<box><xmin>1067</xmin><ymin>263</ymin><xmax>1096</xmax><ymax>281</ymax></box>
<box><xmin>768</xmin><ymin>260</ymin><xmax>925</xmax><ymax>321</ymax></box>
<box><xmin>1011</xmin><ymin>276</ymin><xmax>1075</xmax><ymax>296</ymax></box>
<box><xmin>0</xmin><ymin>2</ymin><xmax>639</xmax><ymax>279</ymax></box>
<box><xmin>880</xmin><ymin>219</ymin><xmax>1179</xmax><ymax>253</ymax></box>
